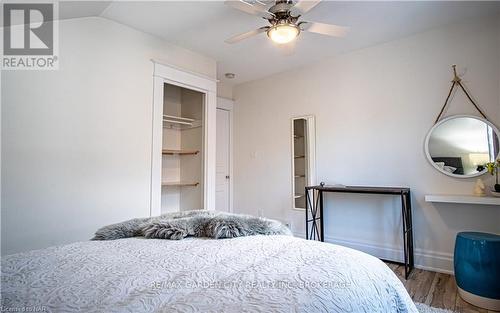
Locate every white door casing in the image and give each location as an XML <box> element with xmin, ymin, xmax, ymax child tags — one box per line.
<box><xmin>150</xmin><ymin>60</ymin><xmax>217</xmax><ymax>216</ymax></box>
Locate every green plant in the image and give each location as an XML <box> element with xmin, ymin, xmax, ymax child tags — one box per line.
<box><xmin>486</xmin><ymin>159</ymin><xmax>500</xmax><ymax>185</ymax></box>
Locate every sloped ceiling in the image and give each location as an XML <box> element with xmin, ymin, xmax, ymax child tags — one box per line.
<box><xmin>59</xmin><ymin>1</ymin><xmax>500</xmax><ymax>86</ymax></box>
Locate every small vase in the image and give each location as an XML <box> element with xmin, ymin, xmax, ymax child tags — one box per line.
<box><xmin>495</xmin><ymin>184</ymin><xmax>500</xmax><ymax>192</ymax></box>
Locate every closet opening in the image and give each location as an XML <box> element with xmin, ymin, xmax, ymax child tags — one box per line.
<box><xmin>161</xmin><ymin>83</ymin><xmax>205</xmax><ymax>213</ymax></box>
<box><xmin>291</xmin><ymin>116</ymin><xmax>316</xmax><ymax>210</ymax></box>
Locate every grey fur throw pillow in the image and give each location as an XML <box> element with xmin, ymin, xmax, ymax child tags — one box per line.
<box><xmin>92</xmin><ymin>210</ymin><xmax>292</xmax><ymax>240</ymax></box>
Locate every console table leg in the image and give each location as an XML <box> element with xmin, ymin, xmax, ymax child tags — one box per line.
<box><xmin>401</xmin><ymin>193</ymin><xmax>409</xmax><ymax>279</ymax></box>
<box><xmin>406</xmin><ymin>191</ymin><xmax>414</xmax><ymax>270</ymax></box>
<box><xmin>305</xmin><ymin>188</ymin><xmax>320</xmax><ymax>241</ymax></box>
<box><xmin>320</xmin><ymin>190</ymin><xmax>324</xmax><ymax>242</ymax></box>
<box><xmin>305</xmin><ymin>187</ymin><xmax>309</xmax><ymax>240</ymax></box>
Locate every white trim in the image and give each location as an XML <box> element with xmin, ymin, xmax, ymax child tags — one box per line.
<box><xmin>217</xmin><ymin>96</ymin><xmax>234</xmax><ymax>102</ymax></box>
<box><xmin>323</xmin><ymin>235</ymin><xmax>454</xmax><ymax>275</ymax></box>
<box><xmin>290</xmin><ymin>115</ymin><xmax>317</xmax><ymax>210</ymax></box>
<box><xmin>217</xmin><ymin>97</ymin><xmax>234</xmax><ymax>212</ymax></box>
<box><xmin>150</xmin><ymin>76</ymin><xmax>163</xmax><ymax>216</ymax></box>
<box><xmin>291</xmin><ymin>233</ymin><xmax>455</xmax><ymax>274</ymax></box>
<box><xmin>151</xmin><ymin>59</ymin><xmax>219</xmax><ymax>84</ymax></box>
<box><xmin>292</xmin><ymin>232</ymin><xmax>306</xmax><ymax>239</ymax></box>
<box><xmin>205</xmin><ymin>91</ymin><xmax>217</xmax><ymax>211</ymax></box>
<box><xmin>152</xmin><ymin>60</ymin><xmax>217</xmax><ymax>93</ymax></box>
<box><xmin>150</xmin><ymin>62</ymin><xmax>217</xmax><ymax>216</ymax></box>
<box><xmin>424</xmin><ymin>114</ymin><xmax>500</xmax><ymax>179</ymax></box>
<box><xmin>217</xmin><ymin>97</ymin><xmax>234</xmax><ymax>111</ymax></box>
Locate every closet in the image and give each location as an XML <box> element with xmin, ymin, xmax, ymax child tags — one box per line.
<box><xmin>161</xmin><ymin>84</ymin><xmax>204</xmax><ymax>212</ymax></box>
<box><xmin>151</xmin><ymin>61</ymin><xmax>217</xmax><ymax>216</ymax></box>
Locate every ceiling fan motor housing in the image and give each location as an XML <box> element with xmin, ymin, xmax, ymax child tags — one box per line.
<box><xmin>225</xmin><ymin>0</ymin><xmax>347</xmax><ymax>45</ymax></box>
<box><xmin>268</xmin><ymin>0</ymin><xmax>299</xmax><ymax>27</ymax></box>
<box><xmin>269</xmin><ymin>0</ymin><xmax>294</xmax><ymax>15</ymax></box>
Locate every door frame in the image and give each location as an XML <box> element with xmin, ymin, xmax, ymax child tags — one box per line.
<box><xmin>216</xmin><ymin>97</ymin><xmax>234</xmax><ymax>212</ymax></box>
<box><xmin>150</xmin><ymin>60</ymin><xmax>217</xmax><ymax>216</ymax></box>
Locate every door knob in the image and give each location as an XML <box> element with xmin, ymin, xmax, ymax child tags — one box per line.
<box><xmin>225</xmin><ymin>175</ymin><xmax>230</xmax><ymax>179</ymax></box>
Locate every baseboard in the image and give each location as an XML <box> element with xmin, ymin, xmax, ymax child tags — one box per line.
<box><xmin>293</xmin><ymin>233</ymin><xmax>454</xmax><ymax>275</ymax></box>
<box><xmin>292</xmin><ymin>232</ymin><xmax>305</xmax><ymax>238</ymax></box>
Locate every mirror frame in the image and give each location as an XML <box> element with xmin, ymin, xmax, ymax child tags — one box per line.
<box><xmin>424</xmin><ymin>114</ymin><xmax>500</xmax><ymax>179</ymax></box>
<box><xmin>290</xmin><ymin>115</ymin><xmax>316</xmax><ymax>210</ymax></box>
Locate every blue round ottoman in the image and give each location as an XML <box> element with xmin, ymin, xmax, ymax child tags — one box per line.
<box><xmin>454</xmin><ymin>232</ymin><xmax>500</xmax><ymax>311</ymax></box>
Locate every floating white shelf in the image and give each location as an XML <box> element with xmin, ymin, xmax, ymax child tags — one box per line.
<box><xmin>425</xmin><ymin>194</ymin><xmax>500</xmax><ymax>206</ymax></box>
<box><xmin>162</xmin><ymin>182</ymin><xmax>199</xmax><ymax>187</ymax></box>
<box><xmin>162</xmin><ymin>149</ymin><xmax>199</xmax><ymax>155</ymax></box>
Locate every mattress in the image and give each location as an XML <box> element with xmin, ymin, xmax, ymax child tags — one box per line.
<box><xmin>1</xmin><ymin>235</ymin><xmax>418</xmax><ymax>313</ymax></box>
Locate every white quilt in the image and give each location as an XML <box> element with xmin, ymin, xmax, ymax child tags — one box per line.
<box><xmin>1</xmin><ymin>235</ymin><xmax>418</xmax><ymax>313</ymax></box>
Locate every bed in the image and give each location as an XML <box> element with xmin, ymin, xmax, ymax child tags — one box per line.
<box><xmin>1</xmin><ymin>235</ymin><xmax>418</xmax><ymax>313</ymax></box>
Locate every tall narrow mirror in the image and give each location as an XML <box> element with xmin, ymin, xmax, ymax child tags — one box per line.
<box><xmin>291</xmin><ymin>116</ymin><xmax>316</xmax><ymax>209</ymax></box>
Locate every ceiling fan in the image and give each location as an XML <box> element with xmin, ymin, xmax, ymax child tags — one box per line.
<box><xmin>224</xmin><ymin>0</ymin><xmax>348</xmax><ymax>45</ymax></box>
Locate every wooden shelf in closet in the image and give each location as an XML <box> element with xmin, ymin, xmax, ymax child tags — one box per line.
<box><xmin>162</xmin><ymin>182</ymin><xmax>199</xmax><ymax>187</ymax></box>
<box><xmin>162</xmin><ymin>149</ymin><xmax>199</xmax><ymax>155</ymax></box>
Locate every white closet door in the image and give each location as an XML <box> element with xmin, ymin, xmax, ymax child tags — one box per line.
<box><xmin>216</xmin><ymin>108</ymin><xmax>230</xmax><ymax>212</ymax></box>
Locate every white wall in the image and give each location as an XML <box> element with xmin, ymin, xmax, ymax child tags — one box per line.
<box><xmin>233</xmin><ymin>15</ymin><xmax>500</xmax><ymax>273</ymax></box>
<box><xmin>1</xmin><ymin>17</ymin><xmax>216</xmax><ymax>255</ymax></box>
<box><xmin>217</xmin><ymin>82</ymin><xmax>234</xmax><ymax>100</ymax></box>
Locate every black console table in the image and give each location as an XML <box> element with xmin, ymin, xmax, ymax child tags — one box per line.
<box><xmin>305</xmin><ymin>185</ymin><xmax>414</xmax><ymax>279</ymax></box>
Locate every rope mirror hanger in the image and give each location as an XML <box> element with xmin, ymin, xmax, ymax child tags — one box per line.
<box><xmin>434</xmin><ymin>65</ymin><xmax>489</xmax><ymax>124</ymax></box>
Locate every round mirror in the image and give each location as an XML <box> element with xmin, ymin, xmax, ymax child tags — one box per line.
<box><xmin>425</xmin><ymin>115</ymin><xmax>500</xmax><ymax>178</ymax></box>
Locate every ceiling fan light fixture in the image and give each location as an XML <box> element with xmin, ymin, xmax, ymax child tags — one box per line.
<box><xmin>267</xmin><ymin>23</ymin><xmax>300</xmax><ymax>44</ymax></box>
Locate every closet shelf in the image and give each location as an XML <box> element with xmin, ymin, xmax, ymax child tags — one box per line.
<box><xmin>163</xmin><ymin>114</ymin><xmax>201</xmax><ymax>130</ymax></box>
<box><xmin>294</xmin><ymin>194</ymin><xmax>305</xmax><ymax>199</ymax></box>
<box><xmin>294</xmin><ymin>155</ymin><xmax>305</xmax><ymax>159</ymax></box>
<box><xmin>162</xmin><ymin>149</ymin><xmax>199</xmax><ymax>155</ymax></box>
<box><xmin>163</xmin><ymin>114</ymin><xmax>195</xmax><ymax>123</ymax></box>
<box><xmin>162</xmin><ymin>182</ymin><xmax>199</xmax><ymax>187</ymax></box>
<box><xmin>295</xmin><ymin>175</ymin><xmax>306</xmax><ymax>178</ymax></box>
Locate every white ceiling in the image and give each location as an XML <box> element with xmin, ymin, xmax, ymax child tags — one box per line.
<box><xmin>60</xmin><ymin>1</ymin><xmax>112</xmax><ymax>20</ymax></box>
<box><xmin>60</xmin><ymin>1</ymin><xmax>500</xmax><ymax>85</ymax></box>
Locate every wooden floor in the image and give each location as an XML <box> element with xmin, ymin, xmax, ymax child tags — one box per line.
<box><xmin>386</xmin><ymin>263</ymin><xmax>498</xmax><ymax>313</ymax></box>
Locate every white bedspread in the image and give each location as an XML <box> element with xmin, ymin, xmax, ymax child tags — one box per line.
<box><xmin>1</xmin><ymin>235</ymin><xmax>418</xmax><ymax>313</ymax></box>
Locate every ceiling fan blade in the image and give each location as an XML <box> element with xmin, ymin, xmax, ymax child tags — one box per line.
<box><xmin>300</xmin><ymin>21</ymin><xmax>349</xmax><ymax>37</ymax></box>
<box><xmin>224</xmin><ymin>0</ymin><xmax>274</xmax><ymax>19</ymax></box>
<box><xmin>291</xmin><ymin>0</ymin><xmax>321</xmax><ymax>15</ymax></box>
<box><xmin>252</xmin><ymin>0</ymin><xmax>270</xmax><ymax>10</ymax></box>
<box><xmin>225</xmin><ymin>27</ymin><xmax>270</xmax><ymax>44</ymax></box>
